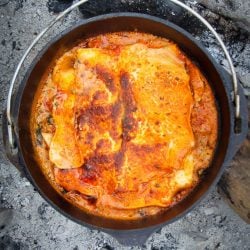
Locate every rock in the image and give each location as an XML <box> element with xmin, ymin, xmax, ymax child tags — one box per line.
<box><xmin>184</xmin><ymin>231</ymin><xmax>208</xmax><ymax>242</ymax></box>
<box><xmin>196</xmin><ymin>0</ymin><xmax>250</xmax><ymax>33</ymax></box>
<box><xmin>204</xmin><ymin>207</ymin><xmax>215</xmax><ymax>216</ymax></box>
<box><xmin>215</xmin><ymin>215</ymin><xmax>222</xmax><ymax>224</ymax></box>
<box><xmin>37</xmin><ymin>202</ymin><xmax>53</xmax><ymax>221</ymax></box>
<box><xmin>239</xmin><ymin>73</ymin><xmax>250</xmax><ymax>86</ymax></box>
<box><xmin>55</xmin><ymin>225</ymin><xmax>65</xmax><ymax>235</ymax></box>
<box><xmin>218</xmin><ymin>99</ymin><xmax>250</xmax><ymax>223</ymax></box>
<box><xmin>20</xmin><ymin>197</ymin><xmax>30</xmax><ymax>207</ymax></box>
<box><xmin>24</xmin><ymin>181</ymin><xmax>30</xmax><ymax>187</ymax></box>
<box><xmin>239</xmin><ymin>72</ymin><xmax>250</xmax><ymax>96</ymax></box>
<box><xmin>218</xmin><ymin>115</ymin><xmax>250</xmax><ymax>223</ymax></box>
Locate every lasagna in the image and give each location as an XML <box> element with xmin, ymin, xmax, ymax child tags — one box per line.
<box><xmin>31</xmin><ymin>32</ymin><xmax>218</xmax><ymax>219</ymax></box>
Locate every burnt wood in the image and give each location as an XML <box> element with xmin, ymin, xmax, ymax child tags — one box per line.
<box><xmin>218</xmin><ymin>100</ymin><xmax>250</xmax><ymax>223</ymax></box>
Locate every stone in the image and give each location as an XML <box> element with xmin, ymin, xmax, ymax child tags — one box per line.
<box><xmin>196</xmin><ymin>0</ymin><xmax>250</xmax><ymax>33</ymax></box>
<box><xmin>218</xmin><ymin>107</ymin><xmax>250</xmax><ymax>223</ymax></box>
<box><xmin>184</xmin><ymin>231</ymin><xmax>208</xmax><ymax>242</ymax></box>
<box><xmin>204</xmin><ymin>207</ymin><xmax>216</xmax><ymax>216</ymax></box>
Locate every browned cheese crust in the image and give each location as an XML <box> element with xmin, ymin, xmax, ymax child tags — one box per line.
<box><xmin>31</xmin><ymin>32</ymin><xmax>218</xmax><ymax>219</ymax></box>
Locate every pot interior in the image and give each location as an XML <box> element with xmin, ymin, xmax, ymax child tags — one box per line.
<box><xmin>17</xmin><ymin>13</ymin><xmax>231</xmax><ymax>230</ymax></box>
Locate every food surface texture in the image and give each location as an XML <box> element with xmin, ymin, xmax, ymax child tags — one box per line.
<box><xmin>31</xmin><ymin>32</ymin><xmax>218</xmax><ymax>219</ymax></box>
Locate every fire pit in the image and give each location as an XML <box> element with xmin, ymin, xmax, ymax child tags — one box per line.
<box><xmin>0</xmin><ymin>0</ymin><xmax>249</xmax><ymax>249</ymax></box>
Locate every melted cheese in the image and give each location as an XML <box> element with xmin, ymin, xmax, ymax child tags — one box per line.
<box><xmin>32</xmin><ymin>32</ymin><xmax>218</xmax><ymax>219</ymax></box>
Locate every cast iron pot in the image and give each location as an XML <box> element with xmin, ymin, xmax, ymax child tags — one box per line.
<box><xmin>2</xmin><ymin>13</ymin><xmax>248</xmax><ymax>246</ymax></box>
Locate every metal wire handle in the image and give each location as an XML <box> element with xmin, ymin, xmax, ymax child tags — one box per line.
<box><xmin>6</xmin><ymin>0</ymin><xmax>241</xmax><ymax>150</ymax></box>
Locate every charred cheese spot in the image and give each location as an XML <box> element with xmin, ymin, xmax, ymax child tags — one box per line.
<box><xmin>32</xmin><ymin>32</ymin><xmax>218</xmax><ymax>219</ymax></box>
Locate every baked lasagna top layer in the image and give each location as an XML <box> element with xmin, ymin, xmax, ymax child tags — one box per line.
<box><xmin>31</xmin><ymin>32</ymin><xmax>218</xmax><ymax>219</ymax></box>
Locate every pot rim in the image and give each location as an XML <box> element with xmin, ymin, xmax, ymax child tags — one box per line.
<box><xmin>13</xmin><ymin>12</ymin><xmax>234</xmax><ymax>232</ymax></box>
